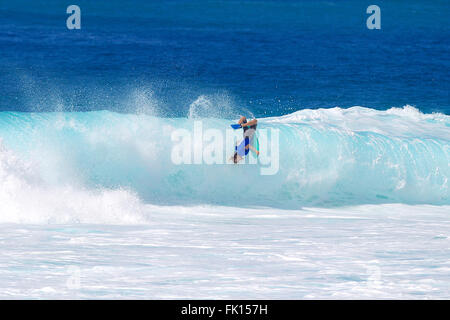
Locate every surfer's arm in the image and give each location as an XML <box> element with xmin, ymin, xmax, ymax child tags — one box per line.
<box><xmin>241</xmin><ymin>119</ymin><xmax>257</xmax><ymax>127</ymax></box>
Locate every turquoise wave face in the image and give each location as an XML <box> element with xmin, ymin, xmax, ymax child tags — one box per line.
<box><xmin>0</xmin><ymin>107</ymin><xmax>449</xmax><ymax>208</ymax></box>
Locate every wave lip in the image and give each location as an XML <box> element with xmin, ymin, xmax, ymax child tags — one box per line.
<box><xmin>263</xmin><ymin>105</ymin><xmax>450</xmax><ymax>141</ymax></box>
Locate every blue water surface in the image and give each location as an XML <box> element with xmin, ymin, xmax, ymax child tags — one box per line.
<box><xmin>0</xmin><ymin>0</ymin><xmax>449</xmax><ymax>116</ymax></box>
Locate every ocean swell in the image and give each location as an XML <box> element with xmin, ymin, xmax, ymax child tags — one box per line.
<box><xmin>0</xmin><ymin>106</ymin><xmax>448</xmax><ymax>219</ymax></box>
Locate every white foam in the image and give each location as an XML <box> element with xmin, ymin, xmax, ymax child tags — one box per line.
<box><xmin>0</xmin><ymin>202</ymin><xmax>449</xmax><ymax>299</ymax></box>
<box><xmin>263</xmin><ymin>105</ymin><xmax>450</xmax><ymax>140</ymax></box>
<box><xmin>0</xmin><ymin>139</ymin><xmax>149</xmax><ymax>224</ymax></box>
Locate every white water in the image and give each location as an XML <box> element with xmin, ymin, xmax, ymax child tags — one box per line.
<box><xmin>1</xmin><ymin>204</ymin><xmax>449</xmax><ymax>299</ymax></box>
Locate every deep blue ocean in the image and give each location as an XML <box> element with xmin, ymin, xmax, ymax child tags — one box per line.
<box><xmin>1</xmin><ymin>0</ymin><xmax>449</xmax><ymax>116</ymax></box>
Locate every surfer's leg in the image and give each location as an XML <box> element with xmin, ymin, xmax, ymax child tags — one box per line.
<box><xmin>244</xmin><ymin>137</ymin><xmax>250</xmax><ymax>155</ymax></box>
<box><xmin>229</xmin><ymin>152</ymin><xmax>243</xmax><ymax>163</ymax></box>
<box><xmin>249</xmin><ymin>145</ymin><xmax>259</xmax><ymax>156</ymax></box>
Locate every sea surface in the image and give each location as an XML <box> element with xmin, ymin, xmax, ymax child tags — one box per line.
<box><xmin>0</xmin><ymin>0</ymin><xmax>449</xmax><ymax>299</ymax></box>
